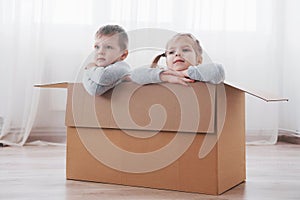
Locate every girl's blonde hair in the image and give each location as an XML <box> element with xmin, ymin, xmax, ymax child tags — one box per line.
<box><xmin>151</xmin><ymin>33</ymin><xmax>203</xmax><ymax>68</ymax></box>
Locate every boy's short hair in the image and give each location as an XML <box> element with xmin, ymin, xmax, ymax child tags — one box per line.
<box><xmin>95</xmin><ymin>25</ymin><xmax>128</xmax><ymax>50</ymax></box>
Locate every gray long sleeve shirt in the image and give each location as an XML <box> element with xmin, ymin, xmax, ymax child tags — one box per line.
<box><xmin>130</xmin><ymin>63</ymin><xmax>225</xmax><ymax>85</ymax></box>
<box><xmin>82</xmin><ymin>61</ymin><xmax>131</xmax><ymax>96</ymax></box>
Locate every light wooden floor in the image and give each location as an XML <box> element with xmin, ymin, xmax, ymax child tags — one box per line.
<box><xmin>0</xmin><ymin>142</ymin><xmax>299</xmax><ymax>200</ymax></box>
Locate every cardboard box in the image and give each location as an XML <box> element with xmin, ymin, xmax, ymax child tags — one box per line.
<box><xmin>36</xmin><ymin>82</ymin><xmax>287</xmax><ymax>195</ymax></box>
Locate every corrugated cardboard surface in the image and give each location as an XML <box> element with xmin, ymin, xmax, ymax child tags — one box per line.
<box><xmin>216</xmin><ymin>84</ymin><xmax>246</xmax><ymax>193</ymax></box>
<box><xmin>67</xmin><ymin>127</ymin><xmax>220</xmax><ymax>194</ymax></box>
<box><xmin>65</xmin><ymin>82</ymin><xmax>246</xmax><ymax>195</ymax></box>
<box><xmin>65</xmin><ymin>82</ymin><xmax>215</xmax><ymax>133</ymax></box>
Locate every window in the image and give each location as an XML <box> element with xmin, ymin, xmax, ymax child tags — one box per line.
<box><xmin>47</xmin><ymin>0</ymin><xmax>92</xmax><ymax>25</ymax></box>
<box><xmin>188</xmin><ymin>0</ymin><xmax>256</xmax><ymax>32</ymax></box>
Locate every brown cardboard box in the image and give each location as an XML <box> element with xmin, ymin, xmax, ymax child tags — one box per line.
<box><xmin>36</xmin><ymin>82</ymin><xmax>287</xmax><ymax>195</ymax></box>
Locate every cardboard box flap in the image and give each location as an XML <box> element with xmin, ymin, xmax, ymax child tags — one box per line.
<box><xmin>34</xmin><ymin>82</ymin><xmax>69</xmax><ymax>88</ymax></box>
<box><xmin>66</xmin><ymin>82</ymin><xmax>216</xmax><ymax>133</ymax></box>
<box><xmin>35</xmin><ymin>81</ymin><xmax>288</xmax><ymax>102</ymax></box>
<box><xmin>224</xmin><ymin>81</ymin><xmax>288</xmax><ymax>102</ymax></box>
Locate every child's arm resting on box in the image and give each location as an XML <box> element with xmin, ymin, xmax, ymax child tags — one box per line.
<box><xmin>184</xmin><ymin>63</ymin><xmax>225</xmax><ymax>84</ymax></box>
<box><xmin>130</xmin><ymin>62</ymin><xmax>225</xmax><ymax>85</ymax></box>
<box><xmin>130</xmin><ymin>67</ymin><xmax>164</xmax><ymax>85</ymax></box>
<box><xmin>82</xmin><ymin>61</ymin><xmax>131</xmax><ymax>95</ymax></box>
<box><xmin>130</xmin><ymin>67</ymin><xmax>193</xmax><ymax>86</ymax></box>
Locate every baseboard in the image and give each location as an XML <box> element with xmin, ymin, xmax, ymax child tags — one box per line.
<box><xmin>27</xmin><ymin>127</ymin><xmax>66</xmax><ymax>144</ymax></box>
<box><xmin>25</xmin><ymin>128</ymin><xmax>300</xmax><ymax>145</ymax></box>
<box><xmin>246</xmin><ymin>130</ymin><xmax>278</xmax><ymax>145</ymax></box>
<box><xmin>278</xmin><ymin>129</ymin><xmax>300</xmax><ymax>144</ymax></box>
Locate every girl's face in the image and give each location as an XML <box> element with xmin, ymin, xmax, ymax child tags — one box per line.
<box><xmin>165</xmin><ymin>36</ymin><xmax>201</xmax><ymax>71</ymax></box>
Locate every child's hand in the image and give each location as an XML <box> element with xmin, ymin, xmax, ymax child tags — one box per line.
<box><xmin>85</xmin><ymin>62</ymin><xmax>97</xmax><ymax>69</ymax></box>
<box><xmin>122</xmin><ymin>75</ymin><xmax>131</xmax><ymax>82</ymax></box>
<box><xmin>160</xmin><ymin>70</ymin><xmax>194</xmax><ymax>86</ymax></box>
<box><xmin>162</xmin><ymin>69</ymin><xmax>185</xmax><ymax>77</ymax></box>
<box><xmin>180</xmin><ymin>69</ymin><xmax>189</xmax><ymax>78</ymax></box>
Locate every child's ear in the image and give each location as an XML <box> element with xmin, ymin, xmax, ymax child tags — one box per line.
<box><xmin>120</xmin><ymin>50</ymin><xmax>128</xmax><ymax>60</ymax></box>
<box><xmin>197</xmin><ymin>56</ymin><xmax>203</xmax><ymax>64</ymax></box>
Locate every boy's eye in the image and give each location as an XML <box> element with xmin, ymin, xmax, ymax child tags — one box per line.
<box><xmin>105</xmin><ymin>45</ymin><xmax>113</xmax><ymax>49</ymax></box>
<box><xmin>94</xmin><ymin>45</ymin><xmax>113</xmax><ymax>50</ymax></box>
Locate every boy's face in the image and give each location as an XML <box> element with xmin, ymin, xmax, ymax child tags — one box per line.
<box><xmin>165</xmin><ymin>36</ymin><xmax>201</xmax><ymax>71</ymax></box>
<box><xmin>94</xmin><ymin>34</ymin><xmax>126</xmax><ymax>67</ymax></box>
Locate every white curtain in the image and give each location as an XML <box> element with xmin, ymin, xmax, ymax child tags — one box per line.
<box><xmin>0</xmin><ymin>0</ymin><xmax>285</xmax><ymax>145</ymax></box>
<box><xmin>0</xmin><ymin>0</ymin><xmax>45</xmax><ymax>145</ymax></box>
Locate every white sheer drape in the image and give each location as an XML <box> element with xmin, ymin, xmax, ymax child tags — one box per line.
<box><xmin>0</xmin><ymin>0</ymin><xmax>44</xmax><ymax>145</ymax></box>
<box><xmin>0</xmin><ymin>0</ymin><xmax>284</xmax><ymax>145</ymax></box>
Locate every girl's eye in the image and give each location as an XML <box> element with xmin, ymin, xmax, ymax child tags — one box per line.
<box><xmin>94</xmin><ymin>45</ymin><xmax>99</xmax><ymax>49</ymax></box>
<box><xmin>182</xmin><ymin>48</ymin><xmax>191</xmax><ymax>52</ymax></box>
<box><xmin>105</xmin><ymin>45</ymin><xmax>113</xmax><ymax>49</ymax></box>
<box><xmin>167</xmin><ymin>50</ymin><xmax>175</xmax><ymax>55</ymax></box>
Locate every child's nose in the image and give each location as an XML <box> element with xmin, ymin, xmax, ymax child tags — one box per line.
<box><xmin>175</xmin><ymin>50</ymin><xmax>181</xmax><ymax>56</ymax></box>
<box><xmin>96</xmin><ymin>47</ymin><xmax>105</xmax><ymax>55</ymax></box>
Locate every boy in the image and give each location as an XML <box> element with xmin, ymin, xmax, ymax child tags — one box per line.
<box><xmin>82</xmin><ymin>25</ymin><xmax>130</xmax><ymax>95</ymax></box>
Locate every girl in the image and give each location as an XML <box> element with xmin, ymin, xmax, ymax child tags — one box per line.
<box><xmin>130</xmin><ymin>33</ymin><xmax>225</xmax><ymax>86</ymax></box>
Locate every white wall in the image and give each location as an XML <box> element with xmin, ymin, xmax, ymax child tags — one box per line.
<box><xmin>280</xmin><ymin>0</ymin><xmax>300</xmax><ymax>133</ymax></box>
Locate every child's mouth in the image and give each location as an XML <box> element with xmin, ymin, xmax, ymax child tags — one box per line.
<box><xmin>97</xmin><ymin>58</ymin><xmax>105</xmax><ymax>62</ymax></box>
<box><xmin>173</xmin><ymin>59</ymin><xmax>184</xmax><ymax>64</ymax></box>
